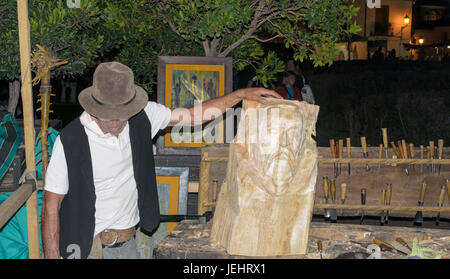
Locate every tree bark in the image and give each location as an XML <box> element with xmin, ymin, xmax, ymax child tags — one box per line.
<box><xmin>8</xmin><ymin>79</ymin><xmax>21</xmax><ymax>118</ymax></box>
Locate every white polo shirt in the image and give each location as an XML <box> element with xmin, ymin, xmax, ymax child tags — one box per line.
<box><xmin>44</xmin><ymin>101</ymin><xmax>172</xmax><ymax>236</ymax></box>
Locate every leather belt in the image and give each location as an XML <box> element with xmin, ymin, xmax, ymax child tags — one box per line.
<box><xmin>99</xmin><ymin>227</ymin><xmax>136</xmax><ymax>247</ymax></box>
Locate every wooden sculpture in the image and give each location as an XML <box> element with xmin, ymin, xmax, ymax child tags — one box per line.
<box><xmin>210</xmin><ymin>98</ymin><xmax>320</xmax><ymax>256</ymax></box>
<box><xmin>31</xmin><ymin>44</ymin><xmax>67</xmax><ymax>184</ymax></box>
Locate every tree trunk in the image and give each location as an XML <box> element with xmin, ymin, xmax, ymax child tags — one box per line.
<box><xmin>8</xmin><ymin>79</ymin><xmax>21</xmax><ymax>118</ymax></box>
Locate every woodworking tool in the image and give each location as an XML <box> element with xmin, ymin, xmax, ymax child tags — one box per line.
<box><xmin>338</xmin><ymin>139</ymin><xmax>344</xmax><ymax>176</ymax></box>
<box><xmin>380</xmin><ymin>189</ymin><xmax>386</xmax><ymax>225</ymax></box>
<box><xmin>373</xmin><ymin>238</ymin><xmax>408</xmax><ymax>255</ymax></box>
<box><xmin>317</xmin><ymin>240</ymin><xmax>323</xmax><ymax>259</ymax></box>
<box><xmin>391</xmin><ymin>141</ymin><xmax>401</xmax><ymax>159</ymax></box>
<box><xmin>382</xmin><ymin>128</ymin><xmax>389</xmax><ymax>160</ymax></box>
<box><xmin>409</xmin><ymin>143</ymin><xmax>415</xmax><ymax>173</ymax></box>
<box><xmin>395</xmin><ymin>238</ymin><xmax>412</xmax><ymax>252</ymax></box>
<box><xmin>384</xmin><ymin>183</ymin><xmax>392</xmax><ymax>224</ymax></box>
<box><xmin>346</xmin><ymin>137</ymin><xmax>351</xmax><ymax>176</ymax></box>
<box><xmin>360</xmin><ymin>188</ymin><xmax>366</xmax><ymax>224</ymax></box>
<box><xmin>426</xmin><ymin>146</ymin><xmax>431</xmax><ymax>174</ymax></box>
<box><xmin>404</xmin><ymin>140</ymin><xmax>412</xmax><ymax>174</ymax></box>
<box><xmin>378</xmin><ymin>144</ymin><xmax>383</xmax><ymax>174</ymax></box>
<box><xmin>430</xmin><ymin>141</ymin><xmax>435</xmax><ymax>173</ymax></box>
<box><xmin>413</xmin><ymin>181</ymin><xmax>427</xmax><ymax>226</ymax></box>
<box><xmin>330</xmin><ymin>178</ymin><xmax>337</xmax><ymax>222</ymax></box>
<box><xmin>360</xmin><ymin>137</ymin><xmax>370</xmax><ymax>171</ymax></box>
<box><xmin>323</xmin><ymin>176</ymin><xmax>330</xmax><ymax>220</ymax></box>
<box><xmin>160</xmin><ymin>212</ymin><xmax>213</xmax><ymax>223</ymax></box>
<box><xmin>397</xmin><ymin>140</ymin><xmax>409</xmax><ymax>176</ymax></box>
<box><xmin>436</xmin><ymin>185</ymin><xmax>446</xmax><ymax>226</ymax></box>
<box><xmin>438</xmin><ymin>139</ymin><xmax>444</xmax><ymax>175</ymax></box>
<box><xmin>340</xmin><ymin>183</ymin><xmax>347</xmax><ymax>216</ymax></box>
<box><xmin>420</xmin><ymin>145</ymin><xmax>424</xmax><ymax>173</ymax></box>
<box><xmin>329</xmin><ymin>139</ymin><xmax>337</xmax><ymax>178</ymax></box>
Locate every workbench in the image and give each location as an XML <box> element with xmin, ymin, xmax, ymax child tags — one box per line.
<box><xmin>153</xmin><ymin>220</ymin><xmax>450</xmax><ymax>259</ymax></box>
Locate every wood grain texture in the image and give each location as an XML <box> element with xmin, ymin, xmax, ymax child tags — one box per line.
<box><xmin>211</xmin><ymin>99</ymin><xmax>320</xmax><ymax>256</ymax></box>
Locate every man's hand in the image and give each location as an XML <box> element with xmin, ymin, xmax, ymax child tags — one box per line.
<box><xmin>235</xmin><ymin>87</ymin><xmax>282</xmax><ymax>104</ymax></box>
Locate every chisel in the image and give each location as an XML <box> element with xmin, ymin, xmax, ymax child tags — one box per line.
<box><xmin>413</xmin><ymin>181</ymin><xmax>427</xmax><ymax>226</ymax></box>
<box><xmin>398</xmin><ymin>141</ymin><xmax>409</xmax><ymax>175</ymax></box>
<box><xmin>346</xmin><ymin>137</ymin><xmax>351</xmax><ymax>176</ymax></box>
<box><xmin>404</xmin><ymin>140</ymin><xmax>411</xmax><ymax>174</ymax></box>
<box><xmin>338</xmin><ymin>139</ymin><xmax>344</xmax><ymax>176</ymax></box>
<box><xmin>360</xmin><ymin>188</ymin><xmax>367</xmax><ymax>224</ymax></box>
<box><xmin>395</xmin><ymin>238</ymin><xmax>412</xmax><ymax>252</ymax></box>
<box><xmin>340</xmin><ymin>183</ymin><xmax>347</xmax><ymax>216</ymax></box>
<box><xmin>391</xmin><ymin>141</ymin><xmax>401</xmax><ymax>159</ymax></box>
<box><xmin>436</xmin><ymin>185</ymin><xmax>446</xmax><ymax>226</ymax></box>
<box><xmin>378</xmin><ymin>144</ymin><xmax>383</xmax><ymax>174</ymax></box>
<box><xmin>427</xmin><ymin>146</ymin><xmax>431</xmax><ymax>174</ymax></box>
<box><xmin>323</xmin><ymin>176</ymin><xmax>330</xmax><ymax>220</ymax></box>
<box><xmin>317</xmin><ymin>240</ymin><xmax>323</xmax><ymax>259</ymax></box>
<box><xmin>430</xmin><ymin>141</ymin><xmax>435</xmax><ymax>173</ymax></box>
<box><xmin>330</xmin><ymin>178</ymin><xmax>337</xmax><ymax>222</ymax></box>
<box><xmin>373</xmin><ymin>238</ymin><xmax>408</xmax><ymax>256</ymax></box>
<box><xmin>385</xmin><ymin>183</ymin><xmax>392</xmax><ymax>224</ymax></box>
<box><xmin>438</xmin><ymin>139</ymin><xmax>444</xmax><ymax>175</ymax></box>
<box><xmin>420</xmin><ymin>145</ymin><xmax>424</xmax><ymax>173</ymax></box>
<box><xmin>361</xmin><ymin>137</ymin><xmax>370</xmax><ymax>171</ymax></box>
<box><xmin>382</xmin><ymin>128</ymin><xmax>389</xmax><ymax>160</ymax></box>
<box><xmin>409</xmin><ymin>143</ymin><xmax>415</xmax><ymax>174</ymax></box>
<box><xmin>380</xmin><ymin>189</ymin><xmax>386</xmax><ymax>225</ymax></box>
<box><xmin>330</xmin><ymin>139</ymin><xmax>337</xmax><ymax>178</ymax></box>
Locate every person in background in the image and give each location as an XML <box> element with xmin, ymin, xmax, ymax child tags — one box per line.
<box><xmin>276</xmin><ymin>70</ymin><xmax>302</xmax><ymax>101</ymax></box>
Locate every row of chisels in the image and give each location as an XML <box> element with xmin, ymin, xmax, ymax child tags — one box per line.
<box><xmin>329</xmin><ymin>128</ymin><xmax>446</xmax><ymax>176</ymax></box>
<box><xmin>321</xmin><ymin>178</ymin><xmax>450</xmax><ymax>226</ymax></box>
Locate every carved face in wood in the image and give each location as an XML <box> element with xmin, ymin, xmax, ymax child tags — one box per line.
<box><xmin>240</xmin><ymin>100</ymin><xmax>306</xmax><ymax>195</ymax></box>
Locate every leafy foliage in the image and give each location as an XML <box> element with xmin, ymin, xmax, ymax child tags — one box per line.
<box><xmin>0</xmin><ymin>0</ymin><xmax>105</xmax><ymax>81</ymax></box>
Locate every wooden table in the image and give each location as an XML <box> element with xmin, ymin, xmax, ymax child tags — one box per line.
<box><xmin>153</xmin><ymin>220</ymin><xmax>450</xmax><ymax>259</ymax></box>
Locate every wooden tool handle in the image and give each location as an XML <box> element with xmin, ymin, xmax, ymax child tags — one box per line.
<box><xmin>438</xmin><ymin>139</ymin><xmax>444</xmax><ymax>158</ymax></box>
<box><xmin>338</xmin><ymin>139</ymin><xmax>344</xmax><ymax>158</ymax></box>
<box><xmin>391</xmin><ymin>142</ymin><xmax>400</xmax><ymax>158</ymax></box>
<box><xmin>386</xmin><ymin>184</ymin><xmax>392</xmax><ymax>204</ymax></box>
<box><xmin>381</xmin><ymin>189</ymin><xmax>386</xmax><ymax>205</ymax></box>
<box><xmin>322</xmin><ymin>177</ymin><xmax>329</xmax><ymax>198</ymax></box>
<box><xmin>395</xmin><ymin>238</ymin><xmax>408</xmax><ymax>247</ymax></box>
<box><xmin>427</xmin><ymin>146</ymin><xmax>431</xmax><ymax>159</ymax></box>
<box><xmin>409</xmin><ymin>143</ymin><xmax>414</xmax><ymax>158</ymax></box>
<box><xmin>378</xmin><ymin>144</ymin><xmax>383</xmax><ymax>159</ymax></box>
<box><xmin>360</xmin><ymin>137</ymin><xmax>368</xmax><ymax>153</ymax></box>
<box><xmin>397</xmin><ymin>141</ymin><xmax>405</xmax><ymax>159</ymax></box>
<box><xmin>438</xmin><ymin>185</ymin><xmax>446</xmax><ymax>205</ymax></box>
<box><xmin>346</xmin><ymin>138</ymin><xmax>351</xmax><ymax>158</ymax></box>
<box><xmin>330</xmin><ymin>179</ymin><xmax>336</xmax><ymax>200</ymax></box>
<box><xmin>382</xmin><ymin>128</ymin><xmax>388</xmax><ymax>148</ymax></box>
<box><xmin>447</xmin><ymin>179</ymin><xmax>450</xmax><ymax>203</ymax></box>
<box><xmin>429</xmin><ymin>141</ymin><xmax>435</xmax><ymax>157</ymax></box>
<box><xmin>419</xmin><ymin>182</ymin><xmax>427</xmax><ymax>203</ymax></box>
<box><xmin>329</xmin><ymin>139</ymin><xmax>336</xmax><ymax>157</ymax></box>
<box><xmin>402</xmin><ymin>140</ymin><xmax>408</xmax><ymax>159</ymax></box>
<box><xmin>420</xmin><ymin>145</ymin><xmax>424</xmax><ymax>159</ymax></box>
<box><xmin>340</xmin><ymin>183</ymin><xmax>347</xmax><ymax>201</ymax></box>
<box><xmin>317</xmin><ymin>240</ymin><xmax>323</xmax><ymax>252</ymax></box>
<box><xmin>373</xmin><ymin>237</ymin><xmax>393</xmax><ymax>250</ymax></box>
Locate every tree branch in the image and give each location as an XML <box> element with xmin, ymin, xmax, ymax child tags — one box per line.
<box><xmin>156</xmin><ymin>3</ymin><xmax>187</xmax><ymax>39</ymax></box>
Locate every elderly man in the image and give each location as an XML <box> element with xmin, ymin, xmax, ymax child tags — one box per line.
<box><xmin>41</xmin><ymin>61</ymin><xmax>281</xmax><ymax>259</ymax></box>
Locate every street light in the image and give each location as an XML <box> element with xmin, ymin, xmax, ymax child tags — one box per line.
<box><xmin>399</xmin><ymin>14</ymin><xmax>410</xmax><ymax>57</ymax></box>
<box><xmin>403</xmin><ymin>15</ymin><xmax>410</xmax><ymax>25</ymax></box>
<box><xmin>419</xmin><ymin>38</ymin><xmax>424</xmax><ymax>45</ymax></box>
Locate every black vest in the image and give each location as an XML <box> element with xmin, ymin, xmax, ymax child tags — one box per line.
<box><xmin>58</xmin><ymin>111</ymin><xmax>160</xmax><ymax>259</ymax></box>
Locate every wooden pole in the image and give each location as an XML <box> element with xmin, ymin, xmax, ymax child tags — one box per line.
<box><xmin>17</xmin><ymin>0</ymin><xmax>40</xmax><ymax>259</ymax></box>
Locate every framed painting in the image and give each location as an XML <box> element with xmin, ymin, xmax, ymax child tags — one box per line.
<box><xmin>156</xmin><ymin>56</ymin><xmax>233</xmax><ymax>155</ymax></box>
<box><xmin>136</xmin><ymin>167</ymin><xmax>189</xmax><ymax>259</ymax></box>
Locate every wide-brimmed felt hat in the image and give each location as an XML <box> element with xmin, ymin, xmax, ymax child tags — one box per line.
<box><xmin>78</xmin><ymin>61</ymin><xmax>148</xmax><ymax>120</ymax></box>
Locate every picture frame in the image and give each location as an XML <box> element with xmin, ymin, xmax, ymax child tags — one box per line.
<box><xmin>136</xmin><ymin>167</ymin><xmax>189</xmax><ymax>259</ymax></box>
<box><xmin>156</xmin><ymin>56</ymin><xmax>233</xmax><ymax>155</ymax></box>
